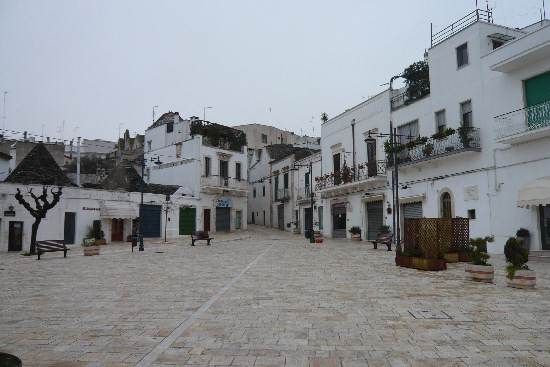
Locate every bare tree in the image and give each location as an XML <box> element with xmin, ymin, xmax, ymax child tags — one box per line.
<box><xmin>14</xmin><ymin>187</ymin><xmax>63</xmax><ymax>253</ymax></box>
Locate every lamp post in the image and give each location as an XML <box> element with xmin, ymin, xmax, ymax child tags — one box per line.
<box><xmin>139</xmin><ymin>153</ymin><xmax>145</xmax><ymax>251</ymax></box>
<box><xmin>203</xmin><ymin>106</ymin><xmax>212</xmax><ymax>122</ymax></box>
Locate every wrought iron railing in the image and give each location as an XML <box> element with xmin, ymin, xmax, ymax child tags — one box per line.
<box><xmin>315</xmin><ymin>160</ymin><xmax>387</xmax><ymax>191</ymax></box>
<box><xmin>387</xmin><ymin>128</ymin><xmax>481</xmax><ymax>167</ymax></box>
<box><xmin>200</xmin><ymin>175</ymin><xmax>248</xmax><ymax>190</ymax></box>
<box><xmin>494</xmin><ymin>100</ymin><xmax>550</xmax><ymax>140</ymax></box>
<box><xmin>276</xmin><ymin>187</ymin><xmax>290</xmax><ymax>200</ymax></box>
<box><xmin>431</xmin><ymin>9</ymin><xmax>492</xmax><ymax>47</ymax></box>
<box><xmin>391</xmin><ymin>91</ymin><xmax>409</xmax><ymax>110</ymax></box>
<box><xmin>297</xmin><ymin>186</ymin><xmax>311</xmax><ymax>201</ymax></box>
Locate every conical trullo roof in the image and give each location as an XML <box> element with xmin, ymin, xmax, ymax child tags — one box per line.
<box><xmin>100</xmin><ymin>160</ymin><xmax>146</xmax><ymax>193</ymax></box>
<box><xmin>5</xmin><ymin>143</ymin><xmax>74</xmax><ymax>186</ymax></box>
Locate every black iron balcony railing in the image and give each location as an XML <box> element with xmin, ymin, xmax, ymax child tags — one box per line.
<box><xmin>431</xmin><ymin>9</ymin><xmax>492</xmax><ymax>47</ymax></box>
<box><xmin>494</xmin><ymin>100</ymin><xmax>550</xmax><ymax>140</ymax></box>
<box><xmin>315</xmin><ymin>160</ymin><xmax>387</xmax><ymax>191</ymax></box>
<box><xmin>387</xmin><ymin>127</ymin><xmax>481</xmax><ymax>167</ymax></box>
<box><xmin>297</xmin><ymin>186</ymin><xmax>311</xmax><ymax>201</ymax></box>
<box><xmin>276</xmin><ymin>188</ymin><xmax>290</xmax><ymax>200</ymax></box>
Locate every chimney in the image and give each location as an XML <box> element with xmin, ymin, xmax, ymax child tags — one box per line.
<box><xmin>9</xmin><ymin>143</ymin><xmax>16</xmax><ymax>172</ymax></box>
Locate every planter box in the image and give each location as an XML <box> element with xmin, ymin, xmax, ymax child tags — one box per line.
<box><xmin>97</xmin><ymin>239</ymin><xmax>106</xmax><ymax>246</ymax></box>
<box><xmin>292</xmin><ymin>229</ymin><xmax>300</xmax><ymax>234</ymax></box>
<box><xmin>458</xmin><ymin>252</ymin><xmax>470</xmax><ymax>262</ymax></box>
<box><xmin>395</xmin><ymin>254</ymin><xmax>412</xmax><ymax>268</ymax></box>
<box><xmin>315</xmin><ymin>238</ymin><xmax>324</xmax><ymax>243</ymax></box>
<box><xmin>411</xmin><ymin>257</ymin><xmax>446</xmax><ymax>271</ymax></box>
<box><xmin>507</xmin><ymin>270</ymin><xmax>536</xmax><ymax>289</ymax></box>
<box><xmin>83</xmin><ymin>246</ymin><xmax>100</xmax><ymax>256</ymax></box>
<box><xmin>465</xmin><ymin>264</ymin><xmax>494</xmax><ymax>283</ymax></box>
<box><xmin>350</xmin><ymin>234</ymin><xmax>361</xmax><ymax>242</ymax></box>
<box><xmin>444</xmin><ymin>253</ymin><xmax>459</xmax><ymax>263</ymax></box>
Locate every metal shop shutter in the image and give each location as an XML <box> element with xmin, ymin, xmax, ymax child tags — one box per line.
<box><xmin>216</xmin><ymin>207</ymin><xmax>231</xmax><ymax>232</ymax></box>
<box><xmin>179</xmin><ymin>207</ymin><xmax>196</xmax><ymax>235</ymax></box>
<box><xmin>366</xmin><ymin>201</ymin><xmax>384</xmax><ymax>241</ymax></box>
<box><xmin>403</xmin><ymin>202</ymin><xmax>423</xmax><ymax>219</ymax></box>
<box><xmin>141</xmin><ymin>204</ymin><xmax>161</xmax><ymax>238</ymax></box>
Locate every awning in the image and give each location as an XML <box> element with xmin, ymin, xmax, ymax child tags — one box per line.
<box><xmin>517</xmin><ymin>176</ymin><xmax>550</xmax><ymax>208</ymax></box>
<box><xmin>100</xmin><ymin>204</ymin><xmax>137</xmax><ymax>219</ymax></box>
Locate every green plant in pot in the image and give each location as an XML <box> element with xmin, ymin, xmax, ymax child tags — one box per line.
<box><xmin>516</xmin><ymin>227</ymin><xmax>530</xmax><ymax>254</ymax></box>
<box><xmin>349</xmin><ymin>226</ymin><xmax>361</xmax><ymax>241</ymax></box>
<box><xmin>81</xmin><ymin>238</ymin><xmax>101</xmax><ymax>256</ymax></box>
<box><xmin>504</xmin><ymin>237</ymin><xmax>536</xmax><ymax>288</ymax></box>
<box><xmin>86</xmin><ymin>220</ymin><xmax>106</xmax><ymax>245</ymax></box>
<box><xmin>422</xmin><ymin>143</ymin><xmax>434</xmax><ymax>157</ymax></box>
<box><xmin>378</xmin><ymin>225</ymin><xmax>390</xmax><ymax>234</ymax></box>
<box><xmin>458</xmin><ymin>123</ymin><xmax>472</xmax><ymax>147</ymax></box>
<box><xmin>464</xmin><ymin>236</ymin><xmax>495</xmax><ymax>282</ymax></box>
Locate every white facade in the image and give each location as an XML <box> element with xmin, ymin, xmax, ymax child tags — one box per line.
<box><xmin>145</xmin><ymin>114</ymin><xmax>248</xmax><ymax>233</ymax></box>
<box><xmin>247</xmin><ymin>147</ymin><xmax>272</xmax><ymax>226</ymax></box>
<box><xmin>0</xmin><ymin>183</ymin><xmax>193</xmax><ymax>253</ymax></box>
<box><xmin>316</xmin><ymin>15</ymin><xmax>550</xmax><ymax>252</ymax></box>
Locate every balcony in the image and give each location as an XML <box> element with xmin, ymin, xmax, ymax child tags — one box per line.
<box><xmin>431</xmin><ymin>9</ymin><xmax>492</xmax><ymax>48</ymax></box>
<box><xmin>296</xmin><ymin>186</ymin><xmax>312</xmax><ymax>203</ymax></box>
<box><xmin>315</xmin><ymin>161</ymin><xmax>387</xmax><ymax>197</ymax></box>
<box><xmin>494</xmin><ymin>100</ymin><xmax>550</xmax><ymax>144</ymax></box>
<box><xmin>200</xmin><ymin>175</ymin><xmax>248</xmax><ymax>196</ymax></box>
<box><xmin>276</xmin><ymin>188</ymin><xmax>290</xmax><ymax>201</ymax></box>
<box><xmin>387</xmin><ymin>128</ymin><xmax>481</xmax><ymax>167</ymax></box>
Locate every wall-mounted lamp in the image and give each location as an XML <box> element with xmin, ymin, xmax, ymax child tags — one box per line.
<box><xmin>364</xmin><ymin>130</ymin><xmax>376</xmax><ymax>145</ymax></box>
<box><xmin>386</xmin><ymin>202</ymin><xmax>392</xmax><ymax>214</ymax></box>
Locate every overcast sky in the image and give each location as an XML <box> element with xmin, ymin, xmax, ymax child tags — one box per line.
<box><xmin>0</xmin><ymin>0</ymin><xmax>545</xmax><ymax>144</ymax></box>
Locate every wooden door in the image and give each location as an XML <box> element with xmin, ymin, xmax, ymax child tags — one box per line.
<box><xmin>112</xmin><ymin>218</ymin><xmax>124</xmax><ymax>241</ymax></box>
<box><xmin>8</xmin><ymin>221</ymin><xmax>23</xmax><ymax>251</ymax></box>
<box><xmin>64</xmin><ymin>212</ymin><xmax>76</xmax><ymax>244</ymax></box>
<box><xmin>203</xmin><ymin>209</ymin><xmax>211</xmax><ymax>231</ymax></box>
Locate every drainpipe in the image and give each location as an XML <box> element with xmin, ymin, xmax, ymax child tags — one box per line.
<box><xmin>9</xmin><ymin>143</ymin><xmax>16</xmax><ymax>172</ymax></box>
<box><xmin>351</xmin><ymin>119</ymin><xmax>356</xmax><ymax>179</ymax></box>
<box><xmin>76</xmin><ymin>137</ymin><xmax>81</xmax><ymax>187</ymax></box>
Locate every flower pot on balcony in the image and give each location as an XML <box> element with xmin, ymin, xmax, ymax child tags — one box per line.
<box><xmin>465</xmin><ymin>264</ymin><xmax>494</xmax><ymax>283</ymax></box>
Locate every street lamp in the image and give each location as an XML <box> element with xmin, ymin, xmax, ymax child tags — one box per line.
<box><xmin>292</xmin><ymin>161</ymin><xmax>315</xmax><ymax>243</ymax></box>
<box><xmin>137</xmin><ymin>154</ymin><xmax>163</xmax><ymax>252</ymax></box>
<box><xmin>203</xmin><ymin>106</ymin><xmax>212</xmax><ymax>122</ymax></box>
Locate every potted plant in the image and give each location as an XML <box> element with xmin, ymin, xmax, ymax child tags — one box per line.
<box><xmin>86</xmin><ymin>220</ymin><xmax>106</xmax><ymax>245</ymax></box>
<box><xmin>422</xmin><ymin>143</ymin><xmax>434</xmax><ymax>157</ymax></box>
<box><xmin>349</xmin><ymin>226</ymin><xmax>362</xmax><ymax>241</ymax></box>
<box><xmin>504</xmin><ymin>237</ymin><xmax>536</xmax><ymax>288</ymax></box>
<box><xmin>379</xmin><ymin>225</ymin><xmax>390</xmax><ymax>234</ymax></box>
<box><xmin>516</xmin><ymin>228</ymin><xmax>530</xmax><ymax>254</ymax></box>
<box><xmin>82</xmin><ymin>238</ymin><xmax>100</xmax><ymax>256</ymax></box>
<box><xmin>458</xmin><ymin>123</ymin><xmax>472</xmax><ymax>148</ymax></box>
<box><xmin>465</xmin><ymin>236</ymin><xmax>495</xmax><ymax>282</ymax></box>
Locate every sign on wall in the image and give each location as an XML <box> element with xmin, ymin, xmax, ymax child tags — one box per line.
<box><xmin>216</xmin><ymin>199</ymin><xmax>231</xmax><ymax>207</ymax></box>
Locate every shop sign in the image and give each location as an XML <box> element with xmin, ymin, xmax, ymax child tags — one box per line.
<box><xmin>216</xmin><ymin>199</ymin><xmax>230</xmax><ymax>207</ymax></box>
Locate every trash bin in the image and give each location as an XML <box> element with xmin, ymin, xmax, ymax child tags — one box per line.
<box><xmin>305</xmin><ymin>229</ymin><xmax>311</xmax><ymax>239</ymax></box>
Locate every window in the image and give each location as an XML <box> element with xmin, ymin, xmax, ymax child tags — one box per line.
<box><xmin>283</xmin><ymin>172</ymin><xmax>289</xmax><ymax>189</ymax></box>
<box><xmin>204</xmin><ymin>157</ymin><xmax>211</xmax><ymax>176</ymax></box>
<box><xmin>219</xmin><ymin>160</ymin><xmax>229</xmax><ymax>178</ymax></box>
<box><xmin>236</xmin><ymin>211</ymin><xmax>242</xmax><ymax>229</ymax></box>
<box><xmin>147</xmin><ymin>141</ymin><xmax>152</xmax><ymax>152</ymax></box>
<box><xmin>274</xmin><ymin>176</ymin><xmax>279</xmax><ymax>200</ymax></box>
<box><xmin>456</xmin><ymin>43</ymin><xmax>468</xmax><ymax>68</ymax></box>
<box><xmin>397</xmin><ymin>120</ymin><xmax>419</xmax><ymax>144</ymax></box>
<box><xmin>166</xmin><ymin>122</ymin><xmax>174</xmax><ymax>133</ymax></box>
<box><xmin>235</xmin><ymin>162</ymin><xmax>242</xmax><ymax>180</ymax></box>
<box><xmin>441</xmin><ymin>192</ymin><xmax>452</xmax><ymax>218</ymax></box>
<box><xmin>435</xmin><ymin>110</ymin><xmax>446</xmax><ymax>133</ymax></box>
<box><xmin>305</xmin><ymin>171</ymin><xmax>310</xmax><ymax>187</ymax></box>
<box><xmin>262</xmin><ymin>186</ymin><xmax>265</xmax><ymax>197</ymax></box>
<box><xmin>261</xmin><ymin>134</ymin><xmax>268</xmax><ymax>144</ymax></box>
<box><xmin>318</xmin><ymin>206</ymin><xmax>323</xmax><ymax>229</ymax></box>
<box><xmin>333</xmin><ymin>153</ymin><xmax>341</xmax><ymax>172</ymax></box>
<box><xmin>253</xmin><ymin>187</ymin><xmax>256</xmax><ymax>198</ymax></box>
<box><xmin>468</xmin><ymin>209</ymin><xmax>476</xmax><ymax>220</ymax></box>
<box><xmin>461</xmin><ymin>100</ymin><xmax>473</xmax><ymax>127</ymax></box>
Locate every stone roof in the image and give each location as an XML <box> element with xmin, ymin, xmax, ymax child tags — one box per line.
<box><xmin>4</xmin><ymin>143</ymin><xmax>75</xmax><ymax>186</ymax></box>
<box><xmin>100</xmin><ymin>160</ymin><xmax>180</xmax><ymax>195</ymax></box>
<box><xmin>266</xmin><ymin>144</ymin><xmax>320</xmax><ymax>164</ymax></box>
<box><xmin>147</xmin><ymin>111</ymin><xmax>185</xmax><ymax>130</ymax></box>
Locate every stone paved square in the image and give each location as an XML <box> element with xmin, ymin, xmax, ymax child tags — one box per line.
<box><xmin>1</xmin><ymin>227</ymin><xmax>549</xmax><ymax>366</ymax></box>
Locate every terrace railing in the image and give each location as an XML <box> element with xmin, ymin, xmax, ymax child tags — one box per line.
<box><xmin>494</xmin><ymin>100</ymin><xmax>550</xmax><ymax>140</ymax></box>
<box><xmin>200</xmin><ymin>175</ymin><xmax>248</xmax><ymax>190</ymax></box>
<box><xmin>315</xmin><ymin>160</ymin><xmax>387</xmax><ymax>191</ymax></box>
<box><xmin>431</xmin><ymin>9</ymin><xmax>492</xmax><ymax>47</ymax></box>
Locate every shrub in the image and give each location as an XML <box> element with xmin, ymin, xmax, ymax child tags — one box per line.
<box><xmin>516</xmin><ymin>228</ymin><xmax>530</xmax><ymax>237</ymax></box>
<box><xmin>349</xmin><ymin>226</ymin><xmax>361</xmax><ymax>235</ymax></box>
<box><xmin>378</xmin><ymin>225</ymin><xmax>390</xmax><ymax>234</ymax></box>
<box><xmin>422</xmin><ymin>143</ymin><xmax>434</xmax><ymax>156</ymax></box>
<box><xmin>467</xmin><ymin>236</ymin><xmax>494</xmax><ymax>266</ymax></box>
<box><xmin>444</xmin><ymin>127</ymin><xmax>456</xmax><ymax>136</ymax></box>
<box><xmin>504</xmin><ymin>237</ymin><xmax>530</xmax><ymax>279</ymax></box>
<box><xmin>86</xmin><ymin>220</ymin><xmax>105</xmax><ymax>240</ymax></box>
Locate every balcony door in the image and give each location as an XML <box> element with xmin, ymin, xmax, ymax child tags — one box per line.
<box><xmin>333</xmin><ymin>153</ymin><xmax>341</xmax><ymax>185</ymax></box>
<box><xmin>525</xmin><ymin>71</ymin><xmax>550</xmax><ymax>129</ymax></box>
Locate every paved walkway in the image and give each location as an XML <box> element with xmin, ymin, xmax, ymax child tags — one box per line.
<box><xmin>0</xmin><ymin>226</ymin><xmax>549</xmax><ymax>367</ymax></box>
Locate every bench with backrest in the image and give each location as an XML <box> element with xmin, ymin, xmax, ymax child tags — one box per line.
<box><xmin>372</xmin><ymin>232</ymin><xmax>393</xmax><ymax>251</ymax></box>
<box><xmin>190</xmin><ymin>231</ymin><xmax>213</xmax><ymax>246</ymax></box>
<box><xmin>35</xmin><ymin>240</ymin><xmax>69</xmax><ymax>260</ymax></box>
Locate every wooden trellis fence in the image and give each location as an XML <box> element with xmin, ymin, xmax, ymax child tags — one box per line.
<box><xmin>403</xmin><ymin>218</ymin><xmax>469</xmax><ymax>259</ymax></box>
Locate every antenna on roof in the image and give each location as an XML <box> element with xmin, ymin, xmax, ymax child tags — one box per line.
<box><xmin>544</xmin><ymin>0</ymin><xmax>547</xmax><ymax>21</ymax></box>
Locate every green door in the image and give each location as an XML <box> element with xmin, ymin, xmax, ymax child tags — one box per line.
<box><xmin>525</xmin><ymin>71</ymin><xmax>550</xmax><ymax>129</ymax></box>
<box><xmin>179</xmin><ymin>207</ymin><xmax>196</xmax><ymax>235</ymax></box>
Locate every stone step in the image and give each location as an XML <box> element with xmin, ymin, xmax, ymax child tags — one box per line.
<box><xmin>530</xmin><ymin>250</ymin><xmax>550</xmax><ymax>263</ymax></box>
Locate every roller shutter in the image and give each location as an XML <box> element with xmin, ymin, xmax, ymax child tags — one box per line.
<box><xmin>366</xmin><ymin>201</ymin><xmax>384</xmax><ymax>241</ymax></box>
<box><xmin>216</xmin><ymin>207</ymin><xmax>231</xmax><ymax>232</ymax></box>
<box><xmin>140</xmin><ymin>205</ymin><xmax>161</xmax><ymax>238</ymax></box>
<box><xmin>403</xmin><ymin>202</ymin><xmax>423</xmax><ymax>219</ymax></box>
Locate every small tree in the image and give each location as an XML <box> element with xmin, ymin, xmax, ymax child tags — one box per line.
<box><xmin>321</xmin><ymin>112</ymin><xmax>329</xmax><ymax>123</ymax></box>
<box><xmin>402</xmin><ymin>60</ymin><xmax>430</xmax><ymax>104</ymax></box>
<box><xmin>14</xmin><ymin>186</ymin><xmax>63</xmax><ymax>253</ymax></box>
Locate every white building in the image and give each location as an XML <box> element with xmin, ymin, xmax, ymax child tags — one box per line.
<box><xmin>145</xmin><ymin>112</ymin><xmax>248</xmax><ymax>233</ymax></box>
<box><xmin>317</xmin><ymin>10</ymin><xmax>550</xmax><ymax>253</ymax></box>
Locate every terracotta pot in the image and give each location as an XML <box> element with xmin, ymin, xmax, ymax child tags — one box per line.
<box><xmin>315</xmin><ymin>238</ymin><xmax>324</xmax><ymax>243</ymax></box>
<box><xmin>396</xmin><ymin>254</ymin><xmax>412</xmax><ymax>268</ymax></box>
<box><xmin>506</xmin><ymin>270</ymin><xmax>536</xmax><ymax>289</ymax></box>
<box><xmin>83</xmin><ymin>246</ymin><xmax>100</xmax><ymax>256</ymax></box>
<box><xmin>465</xmin><ymin>264</ymin><xmax>494</xmax><ymax>283</ymax></box>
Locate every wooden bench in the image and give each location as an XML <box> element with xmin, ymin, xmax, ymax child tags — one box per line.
<box><xmin>36</xmin><ymin>240</ymin><xmax>69</xmax><ymax>260</ymax></box>
<box><xmin>372</xmin><ymin>233</ymin><xmax>393</xmax><ymax>251</ymax></box>
<box><xmin>191</xmin><ymin>231</ymin><xmax>213</xmax><ymax>246</ymax></box>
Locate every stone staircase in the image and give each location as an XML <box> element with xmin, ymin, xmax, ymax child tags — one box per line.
<box><xmin>530</xmin><ymin>250</ymin><xmax>550</xmax><ymax>263</ymax></box>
